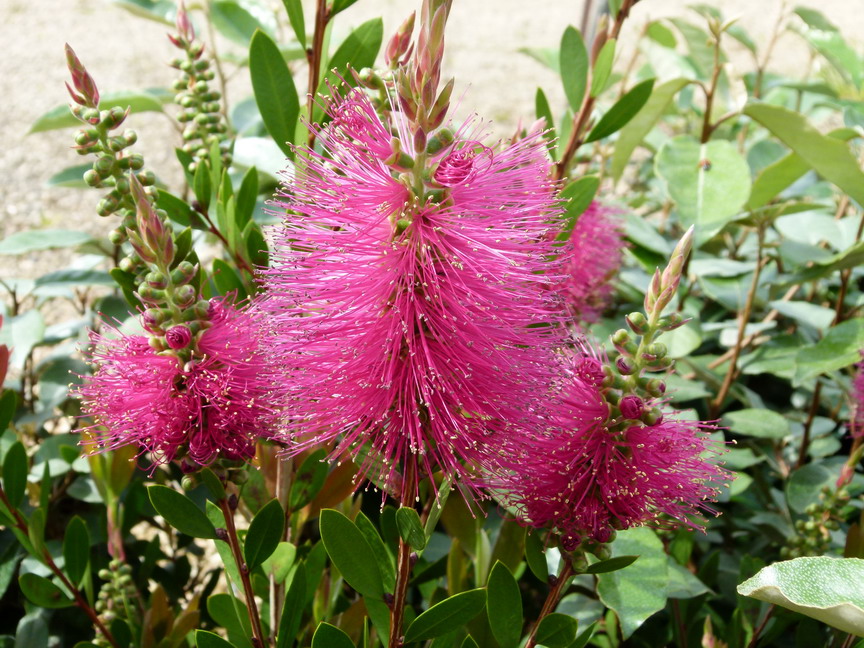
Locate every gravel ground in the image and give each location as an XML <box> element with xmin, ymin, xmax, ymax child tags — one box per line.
<box><xmin>1</xmin><ymin>0</ymin><xmax>862</xmax><ymax>284</ymax></box>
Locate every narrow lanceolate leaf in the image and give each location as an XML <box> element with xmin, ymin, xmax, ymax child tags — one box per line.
<box><xmin>585</xmin><ymin>555</ymin><xmax>640</xmax><ymax>574</ymax></box>
<box><xmin>535</xmin><ymin>88</ymin><xmax>556</xmax><ymax>159</ymax></box>
<box><xmin>311</xmin><ymin>623</ymin><xmax>355</xmax><ymax>648</ymax></box>
<box><xmin>147</xmin><ymin>485</ymin><xmax>217</xmax><ymax>539</ymax></box>
<box><xmin>2</xmin><ymin>442</ymin><xmax>27</xmax><ymax>509</ymax></box>
<box><xmin>590</xmin><ymin>39</ymin><xmax>616</xmax><ymax>97</ymax></box>
<box><xmin>276</xmin><ymin>566</ymin><xmax>306</xmax><ymax>648</ymax></box>
<box><xmin>610</xmin><ymin>78</ymin><xmax>691</xmax><ymax>183</ymax></box>
<box><xmin>560</xmin><ymin>26</ymin><xmax>588</xmax><ymax>112</ymax></box>
<box><xmin>244</xmin><ymin>499</ymin><xmax>285</xmax><ymax>570</ymax></box>
<box><xmin>355</xmin><ymin>512</ymin><xmax>396</xmax><ymax>592</ymax></box>
<box><xmin>19</xmin><ymin>573</ymin><xmax>75</xmax><ymax>608</ymax></box>
<box><xmin>738</xmin><ymin>557</ymin><xmax>864</xmax><ymax>636</ymax></box>
<box><xmin>63</xmin><ymin>516</ymin><xmax>91</xmax><ymax>586</ymax></box>
<box><xmin>282</xmin><ymin>0</ymin><xmax>306</xmax><ymax>47</ymax></box>
<box><xmin>395</xmin><ymin>507</ymin><xmax>426</xmax><ymax>551</ymax></box>
<box><xmin>404</xmin><ymin>589</ymin><xmax>487</xmax><ymax>643</ymax></box>
<box><xmin>584</xmin><ymin>78</ymin><xmax>655</xmax><ymax>143</ymax></box>
<box><xmin>487</xmin><ymin>562</ymin><xmax>522</xmax><ymax>648</ymax></box>
<box><xmin>250</xmin><ymin>29</ymin><xmax>300</xmax><ymax>159</ymax></box>
<box><xmin>534</xmin><ymin>613</ymin><xmax>578</xmax><ymax>648</ymax></box>
<box><xmin>744</xmin><ymin>104</ymin><xmax>864</xmax><ymax>208</ymax></box>
<box><xmin>556</xmin><ymin>176</ymin><xmax>600</xmax><ymax>242</ymax></box>
<box><xmin>319</xmin><ymin>509</ymin><xmax>384</xmax><ymax>598</ymax></box>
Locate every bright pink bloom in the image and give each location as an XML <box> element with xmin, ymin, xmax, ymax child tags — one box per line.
<box><xmin>78</xmin><ymin>300</ymin><xmax>282</xmax><ymax>469</ymax></box>
<box><xmin>261</xmin><ymin>90</ymin><xmax>566</xmax><ymax>498</ymax></box>
<box><xmin>492</xmin><ymin>349</ymin><xmax>727</xmax><ymax>547</ymax></box>
<box><xmin>853</xmin><ymin>355</ymin><xmax>864</xmax><ymax>436</ymax></box>
<box><xmin>559</xmin><ymin>202</ymin><xmax>626</xmax><ymax>322</ymax></box>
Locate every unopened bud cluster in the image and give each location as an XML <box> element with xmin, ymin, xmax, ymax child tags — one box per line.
<box><xmin>168</xmin><ymin>5</ymin><xmax>230</xmax><ymax>172</ymax></box>
<box><xmin>94</xmin><ymin>559</ymin><xmax>138</xmax><ymax>633</ymax></box>
<box><xmin>782</xmin><ymin>485</ymin><xmax>849</xmax><ymax>558</ymax></box>
<box><xmin>129</xmin><ymin>180</ymin><xmax>211</xmax><ymax>358</ymax></box>
<box><xmin>66</xmin><ymin>44</ymin><xmax>159</xmax><ymax>281</ymax></box>
<box><xmin>598</xmin><ymin>229</ymin><xmax>694</xmax><ymax>433</ymax></box>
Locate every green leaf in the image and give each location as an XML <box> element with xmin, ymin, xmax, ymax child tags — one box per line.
<box><xmin>787</xmin><ymin>463</ymin><xmax>834</xmax><ymax>514</ymax></box>
<box><xmin>738</xmin><ymin>557</ymin><xmax>864</xmax><ymax>636</ymax></box>
<box><xmin>535</xmin><ymin>88</ymin><xmax>556</xmax><ymax>159</ymax></box>
<box><xmin>404</xmin><ymin>589</ymin><xmax>487</xmax><ymax>643</ymax></box>
<box><xmin>560</xmin><ymin>26</ymin><xmax>588</xmax><ymax>112</ymax></box>
<box><xmin>157</xmin><ymin>190</ymin><xmax>204</xmax><ymax>229</ymax></box>
<box><xmin>487</xmin><ymin>562</ymin><xmax>522</xmax><ymax>648</ymax></box>
<box><xmin>396</xmin><ymin>507</ymin><xmax>427</xmax><ymax>552</ymax></box>
<box><xmin>655</xmin><ymin>135</ymin><xmax>752</xmax><ymax>245</ymax></box>
<box><xmin>319</xmin><ymin>509</ymin><xmax>384</xmax><ymax>598</ymax></box>
<box><xmin>15</xmin><ymin>612</ymin><xmax>48</xmax><ymax>648</ymax></box>
<box><xmin>63</xmin><ymin>516</ymin><xmax>90</xmax><ymax>586</ymax></box>
<box><xmin>0</xmin><ymin>311</ymin><xmax>45</xmax><ymax>372</ymax></box>
<box><xmin>311</xmin><ymin>623</ymin><xmax>354</xmax><ymax>648</ymax></box>
<box><xmin>0</xmin><ymin>391</ymin><xmax>16</xmax><ymax>435</ymax></box>
<box><xmin>534</xmin><ymin>613</ymin><xmax>578</xmax><ymax>648</ymax></box>
<box><xmin>597</xmin><ymin>527</ymin><xmax>668</xmax><ymax>639</ymax></box>
<box><xmin>585</xmin><ymin>78</ymin><xmax>654</xmax><ymax>144</ymax></box>
<box><xmin>590</xmin><ymin>39</ymin><xmax>616</xmax><ymax>97</ymax></box>
<box><xmin>207</xmin><ymin>593</ymin><xmax>252</xmax><ymax>648</ymax></box>
<box><xmin>646</xmin><ymin>21</ymin><xmax>677</xmax><ymax>48</ymax></box>
<box><xmin>317</xmin><ymin>18</ymin><xmax>384</xmax><ymax>110</ymax></box>
<box><xmin>199</xmin><ymin>468</ymin><xmax>226</xmax><ymax>501</ymax></box>
<box><xmin>250</xmin><ymin>29</ymin><xmax>300</xmax><ymax>159</ymax></box>
<box><xmin>211</xmin><ymin>0</ymin><xmax>274</xmax><ymax>46</ymax></box>
<box><xmin>193</xmin><ymin>161</ymin><xmax>212</xmax><ymax>211</ymax></box>
<box><xmin>570</xmin><ymin>622</ymin><xmax>597</xmax><ymax>648</ymax></box>
<box><xmin>787</xmin><ymin>240</ymin><xmax>864</xmax><ymax>284</ymax></box>
<box><xmin>111</xmin><ymin>0</ymin><xmax>175</xmax><ymax>24</ymax></box>
<box><xmin>110</xmin><ymin>268</ymin><xmax>143</xmax><ymax>311</ymax></box>
<box><xmin>525</xmin><ymin>531</ymin><xmax>548</xmax><ymax>581</ymax></box>
<box><xmin>556</xmin><ymin>176</ymin><xmax>600</xmax><ymax>242</ymax></box>
<box><xmin>0</xmin><ymin>230</ymin><xmax>92</xmax><ymax>255</ymax></box>
<box><xmin>195</xmin><ymin>630</ymin><xmax>235</xmax><ymax>648</ymax></box>
<box><xmin>795</xmin><ymin>318</ymin><xmax>864</xmax><ymax>385</ymax></box>
<box><xmin>289</xmin><ymin>449</ymin><xmax>328</xmax><ymax>510</ymax></box>
<box><xmin>748</xmin><ymin>128</ymin><xmax>859</xmax><ymax>209</ymax></box>
<box><xmin>46</xmin><ymin>164</ymin><xmax>93</xmax><ymax>189</ymax></box>
<box><xmin>276</xmin><ymin>564</ymin><xmax>306</xmax><ymax>648</ymax></box>
<box><xmin>353</xmin><ymin>513</ymin><xmax>395</xmax><ymax>592</ymax></box>
<box><xmin>261</xmin><ymin>542</ymin><xmax>296</xmax><ymax>583</ymax></box>
<box><xmin>212</xmin><ymin>259</ymin><xmax>247</xmax><ymax>299</ymax></box>
<box><xmin>244</xmin><ymin>499</ymin><xmax>285</xmax><ymax>570</ymax></box>
<box><xmin>744</xmin><ymin>104</ymin><xmax>864</xmax><ymax>208</ymax></box>
<box><xmin>585</xmin><ymin>555</ymin><xmax>639</xmax><ymax>574</ymax></box>
<box><xmin>147</xmin><ymin>485</ymin><xmax>217</xmax><ymax>539</ymax></box>
<box><xmin>29</xmin><ymin>90</ymin><xmax>166</xmax><ymax>133</ymax></box>
<box><xmin>282</xmin><ymin>0</ymin><xmax>305</xmax><ymax>47</ymax></box>
<box><xmin>721</xmin><ymin>408</ymin><xmax>790</xmax><ymax>439</ymax></box>
<box><xmin>236</xmin><ymin>167</ymin><xmax>259</xmax><ymax>230</ymax></box>
<box><xmin>3</xmin><ymin>442</ymin><xmax>27</xmax><ymax>509</ymax></box>
<box><xmin>19</xmin><ymin>573</ymin><xmax>74</xmax><ymax>608</ymax></box>
<box><xmin>610</xmin><ymin>78</ymin><xmax>691</xmax><ymax>183</ymax></box>
<box><xmin>331</xmin><ymin>0</ymin><xmax>360</xmax><ymax>14</ymax></box>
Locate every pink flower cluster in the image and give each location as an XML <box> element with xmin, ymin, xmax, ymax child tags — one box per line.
<box><xmin>260</xmin><ymin>89</ymin><xmax>566</xmax><ymax>497</ymax></box>
<box><xmin>79</xmin><ymin>300</ymin><xmax>281</xmax><ymax>469</ymax></box>
<box><xmin>491</xmin><ymin>346</ymin><xmax>727</xmax><ymax>545</ymax></box>
<box><xmin>559</xmin><ymin>202</ymin><xmax>626</xmax><ymax>323</ymax></box>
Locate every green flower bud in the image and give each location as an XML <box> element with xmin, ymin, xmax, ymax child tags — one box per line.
<box><xmin>95</xmin><ymin>155</ymin><xmax>115</xmax><ymax>175</ymax></box>
<box><xmin>83</xmin><ymin>169</ymin><xmax>102</xmax><ymax>187</ymax></box>
<box><xmin>175</xmin><ymin>284</ymin><xmax>197</xmax><ymax>307</ymax></box>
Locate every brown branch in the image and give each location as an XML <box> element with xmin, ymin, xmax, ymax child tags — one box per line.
<box><xmin>525</xmin><ymin>559</ymin><xmax>575</xmax><ymax>648</ymax></box>
<box><xmin>218</xmin><ymin>496</ymin><xmax>267</xmax><ymax>648</ymax></box>
<box><xmin>388</xmin><ymin>454</ymin><xmax>417</xmax><ymax>648</ymax></box>
<box><xmin>306</xmin><ymin>0</ymin><xmax>330</xmax><ymax>149</ymax></box>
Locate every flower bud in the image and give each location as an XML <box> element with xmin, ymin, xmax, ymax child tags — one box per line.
<box><xmin>171</xmin><ymin>261</ymin><xmax>197</xmax><ymax>285</ymax></box>
<box><xmin>616</xmin><ymin>356</ymin><xmax>635</xmax><ymax>375</ymax></box>
<box><xmin>575</xmin><ymin>353</ymin><xmax>605</xmax><ymax>388</ymax></box>
<box><xmin>165</xmin><ymin>325</ymin><xmax>193</xmax><ymax>350</ymax></box>
<box><xmin>619</xmin><ymin>395</ymin><xmax>645</xmax><ymax>420</ymax></box>
<box><xmin>625</xmin><ymin>312</ymin><xmax>647</xmax><ymax>334</ymax></box>
<box><xmin>145</xmin><ymin>271</ymin><xmax>168</xmax><ymax>289</ymax></box>
<box><xmin>83</xmin><ymin>169</ymin><xmax>102</xmax><ymax>187</ymax></box>
<box><xmin>642</xmin><ymin>408</ymin><xmax>664</xmax><ymax>426</ymax></box>
<box><xmin>644</xmin><ymin>378</ymin><xmax>666</xmax><ymax>397</ymax></box>
<box><xmin>175</xmin><ymin>284</ymin><xmax>197</xmax><ymax>307</ymax></box>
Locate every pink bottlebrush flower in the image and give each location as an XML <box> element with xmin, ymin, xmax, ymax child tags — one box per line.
<box><xmin>492</xmin><ymin>349</ymin><xmax>727</xmax><ymax>547</ymax></box>
<box><xmin>261</xmin><ymin>90</ymin><xmax>567</xmax><ymax>499</ymax></box>
<box><xmin>852</xmin><ymin>355</ymin><xmax>864</xmax><ymax>437</ymax></box>
<box><xmin>78</xmin><ymin>300</ymin><xmax>282</xmax><ymax>469</ymax></box>
<box><xmin>558</xmin><ymin>202</ymin><xmax>626</xmax><ymax>323</ymax></box>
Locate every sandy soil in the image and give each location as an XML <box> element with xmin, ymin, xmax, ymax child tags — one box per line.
<box><xmin>1</xmin><ymin>0</ymin><xmax>862</xmax><ymax>283</ymax></box>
